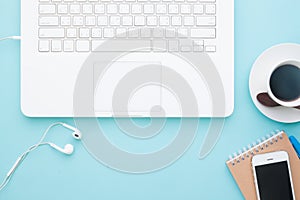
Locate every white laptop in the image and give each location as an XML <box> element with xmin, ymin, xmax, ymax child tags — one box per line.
<box><xmin>21</xmin><ymin>0</ymin><xmax>234</xmax><ymax>117</ymax></box>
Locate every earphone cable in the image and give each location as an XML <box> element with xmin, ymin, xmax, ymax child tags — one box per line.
<box><xmin>0</xmin><ymin>176</ymin><xmax>10</xmax><ymax>191</ymax></box>
<box><xmin>0</xmin><ymin>36</ymin><xmax>21</xmax><ymax>41</ymax></box>
<box><xmin>0</xmin><ymin>122</ymin><xmax>66</xmax><ymax>191</ymax></box>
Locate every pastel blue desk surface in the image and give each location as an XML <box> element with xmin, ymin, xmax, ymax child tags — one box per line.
<box><xmin>1</xmin><ymin>1</ymin><xmax>300</xmax><ymax>199</ymax></box>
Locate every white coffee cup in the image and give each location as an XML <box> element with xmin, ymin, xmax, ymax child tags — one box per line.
<box><xmin>267</xmin><ymin>60</ymin><xmax>300</xmax><ymax>108</ymax></box>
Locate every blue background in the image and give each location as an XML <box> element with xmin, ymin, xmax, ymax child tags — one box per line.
<box><xmin>1</xmin><ymin>0</ymin><xmax>300</xmax><ymax>199</ymax></box>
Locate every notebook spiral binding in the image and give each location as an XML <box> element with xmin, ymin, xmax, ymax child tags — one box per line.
<box><xmin>228</xmin><ymin>130</ymin><xmax>284</xmax><ymax>166</ymax></box>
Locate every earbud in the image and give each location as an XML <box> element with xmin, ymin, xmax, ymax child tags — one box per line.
<box><xmin>61</xmin><ymin>123</ymin><xmax>82</xmax><ymax>140</ymax></box>
<box><xmin>49</xmin><ymin>143</ymin><xmax>74</xmax><ymax>155</ymax></box>
<box><xmin>72</xmin><ymin>131</ymin><xmax>82</xmax><ymax>140</ymax></box>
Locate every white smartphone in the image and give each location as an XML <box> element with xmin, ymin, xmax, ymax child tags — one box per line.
<box><xmin>252</xmin><ymin>151</ymin><xmax>295</xmax><ymax>200</ymax></box>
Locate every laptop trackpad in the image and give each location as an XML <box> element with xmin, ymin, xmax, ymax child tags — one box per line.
<box><xmin>94</xmin><ymin>61</ymin><xmax>162</xmax><ymax>117</ymax></box>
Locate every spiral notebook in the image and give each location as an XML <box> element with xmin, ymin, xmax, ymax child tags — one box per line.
<box><xmin>226</xmin><ymin>131</ymin><xmax>300</xmax><ymax>200</ymax></box>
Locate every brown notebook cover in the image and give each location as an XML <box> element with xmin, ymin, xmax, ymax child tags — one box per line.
<box><xmin>226</xmin><ymin>131</ymin><xmax>300</xmax><ymax>200</ymax></box>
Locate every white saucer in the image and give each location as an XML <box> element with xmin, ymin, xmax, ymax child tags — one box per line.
<box><xmin>249</xmin><ymin>43</ymin><xmax>300</xmax><ymax>123</ymax></box>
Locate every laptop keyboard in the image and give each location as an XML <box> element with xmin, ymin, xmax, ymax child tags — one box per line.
<box><xmin>38</xmin><ymin>0</ymin><xmax>217</xmax><ymax>53</ymax></box>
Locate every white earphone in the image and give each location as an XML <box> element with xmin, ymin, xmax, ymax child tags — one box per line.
<box><xmin>0</xmin><ymin>122</ymin><xmax>82</xmax><ymax>191</ymax></box>
<box><xmin>61</xmin><ymin>123</ymin><xmax>82</xmax><ymax>141</ymax></box>
<box><xmin>49</xmin><ymin>143</ymin><xmax>74</xmax><ymax>155</ymax></box>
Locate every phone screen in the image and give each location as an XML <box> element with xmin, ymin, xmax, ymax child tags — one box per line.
<box><xmin>255</xmin><ymin>161</ymin><xmax>294</xmax><ymax>200</ymax></box>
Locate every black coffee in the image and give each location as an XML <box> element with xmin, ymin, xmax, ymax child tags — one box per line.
<box><xmin>270</xmin><ymin>64</ymin><xmax>300</xmax><ymax>102</ymax></box>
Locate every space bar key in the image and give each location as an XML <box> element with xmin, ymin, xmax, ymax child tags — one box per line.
<box><xmin>92</xmin><ymin>40</ymin><xmax>151</xmax><ymax>52</ymax></box>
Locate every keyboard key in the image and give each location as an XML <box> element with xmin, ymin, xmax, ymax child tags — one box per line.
<box><xmin>122</xmin><ymin>16</ymin><xmax>133</xmax><ymax>26</ymax></box>
<box><xmin>179</xmin><ymin>39</ymin><xmax>193</xmax><ymax>47</ymax></box>
<box><xmin>177</xmin><ymin>28</ymin><xmax>188</xmax><ymax>38</ymax></box>
<box><xmin>57</xmin><ymin>5</ymin><xmax>68</xmax><ymax>14</ymax></box>
<box><xmin>107</xmin><ymin>4</ymin><xmax>118</xmax><ymax>14</ymax></box>
<box><xmin>39</xmin><ymin>40</ymin><xmax>50</xmax><ymax>52</ymax></box>
<box><xmin>205</xmin><ymin>45</ymin><xmax>216</xmax><ymax>52</ymax></box>
<box><xmin>91</xmin><ymin>28</ymin><xmax>102</xmax><ymax>38</ymax></box>
<box><xmin>39</xmin><ymin>28</ymin><xmax>64</xmax><ymax>38</ymax></box>
<box><xmin>95</xmin><ymin>4</ymin><xmax>105</xmax><ymax>14</ymax></box>
<box><xmin>153</xmin><ymin>40</ymin><xmax>167</xmax><ymax>52</ymax></box>
<box><xmin>98</xmin><ymin>16</ymin><xmax>108</xmax><ymax>26</ymax></box>
<box><xmin>52</xmin><ymin>40</ymin><xmax>62</xmax><ymax>52</ymax></box>
<box><xmin>73</xmin><ymin>16</ymin><xmax>84</xmax><ymax>26</ymax></box>
<box><xmin>147</xmin><ymin>16</ymin><xmax>157</xmax><ymax>26</ymax></box>
<box><xmin>190</xmin><ymin>28</ymin><xmax>216</xmax><ymax>38</ymax></box>
<box><xmin>70</xmin><ymin>4</ymin><xmax>80</xmax><ymax>14</ymax></box>
<box><xmin>110</xmin><ymin>16</ymin><xmax>121</xmax><ymax>26</ymax></box>
<box><xmin>156</xmin><ymin>4</ymin><xmax>167</xmax><ymax>14</ymax></box>
<box><xmin>179</xmin><ymin>39</ymin><xmax>193</xmax><ymax>51</ymax></box>
<box><xmin>92</xmin><ymin>40</ymin><xmax>104</xmax><ymax>51</ymax></box>
<box><xmin>168</xmin><ymin>40</ymin><xmax>179</xmax><ymax>52</ymax></box>
<box><xmin>76</xmin><ymin>40</ymin><xmax>90</xmax><ymax>52</ymax></box>
<box><xmin>92</xmin><ymin>40</ymin><xmax>151</xmax><ymax>52</ymax></box>
<box><xmin>61</xmin><ymin>16</ymin><xmax>71</xmax><ymax>26</ymax></box>
<box><xmin>159</xmin><ymin>16</ymin><xmax>170</xmax><ymax>26</ymax></box>
<box><xmin>166</xmin><ymin>28</ymin><xmax>176</xmax><ymax>38</ymax></box>
<box><xmin>194</xmin><ymin>45</ymin><xmax>204</xmax><ymax>52</ymax></box>
<box><xmin>119</xmin><ymin>5</ymin><xmax>130</xmax><ymax>14</ymax></box>
<box><xmin>103</xmin><ymin>28</ymin><xmax>114</xmax><ymax>38</ymax></box>
<box><xmin>85</xmin><ymin>16</ymin><xmax>96</xmax><ymax>26</ymax></box>
<box><xmin>116</xmin><ymin>28</ymin><xmax>127</xmax><ymax>37</ymax></box>
<box><xmin>171</xmin><ymin>16</ymin><xmax>182</xmax><ymax>26</ymax></box>
<box><xmin>140</xmin><ymin>28</ymin><xmax>152</xmax><ymax>38</ymax></box>
<box><xmin>183</xmin><ymin>16</ymin><xmax>194</xmax><ymax>26</ymax></box>
<box><xmin>39</xmin><ymin>17</ymin><xmax>59</xmax><ymax>26</ymax></box>
<box><xmin>39</xmin><ymin>5</ymin><xmax>56</xmax><ymax>14</ymax></box>
<box><xmin>79</xmin><ymin>28</ymin><xmax>90</xmax><ymax>38</ymax></box>
<box><xmin>196</xmin><ymin>16</ymin><xmax>216</xmax><ymax>26</ymax></box>
<box><xmin>153</xmin><ymin>29</ymin><xmax>164</xmax><ymax>38</ymax></box>
<box><xmin>168</xmin><ymin>5</ymin><xmax>179</xmax><ymax>14</ymax></box>
<box><xmin>181</xmin><ymin>45</ymin><xmax>192</xmax><ymax>52</ymax></box>
<box><xmin>135</xmin><ymin>16</ymin><xmax>145</xmax><ymax>26</ymax></box>
<box><xmin>128</xmin><ymin>28</ymin><xmax>139</xmax><ymax>38</ymax></box>
<box><xmin>67</xmin><ymin>28</ymin><xmax>77</xmax><ymax>38</ymax></box>
<box><xmin>132</xmin><ymin>5</ymin><xmax>142</xmax><ymax>14</ymax></box>
<box><xmin>194</xmin><ymin>5</ymin><xmax>204</xmax><ymax>14</ymax></box>
<box><xmin>181</xmin><ymin>5</ymin><xmax>191</xmax><ymax>14</ymax></box>
<box><xmin>206</xmin><ymin>4</ymin><xmax>216</xmax><ymax>14</ymax></box>
<box><xmin>64</xmin><ymin>40</ymin><xmax>74</xmax><ymax>52</ymax></box>
<box><xmin>144</xmin><ymin>4</ymin><xmax>154</xmax><ymax>14</ymax></box>
<box><xmin>82</xmin><ymin>4</ymin><xmax>93</xmax><ymax>14</ymax></box>
<box><xmin>194</xmin><ymin>40</ymin><xmax>204</xmax><ymax>46</ymax></box>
